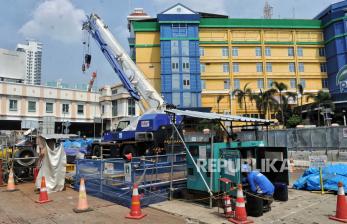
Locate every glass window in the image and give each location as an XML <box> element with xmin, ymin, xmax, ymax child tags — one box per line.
<box><xmin>171</xmin><ymin>57</ymin><xmax>179</xmax><ymax>73</ymax></box>
<box><xmin>46</xmin><ymin>102</ymin><xmax>53</xmax><ymax>113</ymax></box>
<box><xmin>181</xmin><ymin>40</ymin><xmax>189</xmax><ymax>56</ymax></box>
<box><xmin>290</xmin><ymin>79</ymin><xmax>296</xmax><ymax>89</ymax></box>
<box><xmin>112</xmin><ymin>100</ymin><xmax>117</xmax><ymax>116</ymax></box>
<box><xmin>265</xmin><ymin>47</ymin><xmax>271</xmax><ymax>56</ymax></box>
<box><xmin>224</xmin><ymin>63</ymin><xmax>230</xmax><ymax>72</ymax></box>
<box><xmin>128</xmin><ymin>99</ymin><xmax>136</xmax><ymax>116</ymax></box>
<box><xmin>224</xmin><ymin>80</ymin><xmax>230</xmax><ymax>89</ymax></box>
<box><xmin>28</xmin><ymin>101</ymin><xmax>36</xmax><ymax>112</ymax></box>
<box><xmin>297</xmin><ymin>47</ymin><xmax>303</xmax><ymax>57</ymax></box>
<box><xmin>62</xmin><ymin>103</ymin><xmax>69</xmax><ymax>114</ymax></box>
<box><xmin>183</xmin><ymin>92</ymin><xmax>191</xmax><ymax>107</ymax></box>
<box><xmin>257</xmin><ymin>79</ymin><xmax>264</xmax><ymax>89</ymax></box>
<box><xmin>199</xmin><ymin>47</ymin><xmax>204</xmax><ymax>56</ymax></box>
<box><xmin>222</xmin><ymin>47</ymin><xmax>229</xmax><ymax>56</ymax></box>
<box><xmin>256</xmin><ymin>63</ymin><xmax>263</xmax><ymax>72</ymax></box>
<box><xmin>231</xmin><ymin>47</ymin><xmax>238</xmax><ymax>56</ymax></box>
<box><xmin>255</xmin><ymin>47</ymin><xmax>262</xmax><ymax>56</ymax></box>
<box><xmin>201</xmin><ymin>80</ymin><xmax>206</xmax><ymax>89</ymax></box>
<box><xmin>266</xmin><ymin>62</ymin><xmax>272</xmax><ymax>72</ymax></box>
<box><xmin>234</xmin><ymin>79</ymin><xmax>240</xmax><ymax>89</ymax></box>
<box><xmin>232</xmin><ymin>63</ymin><xmax>238</xmax><ymax>73</ymax></box>
<box><xmin>9</xmin><ymin>99</ymin><xmax>17</xmax><ymax>111</ymax></box>
<box><xmin>77</xmin><ymin>104</ymin><xmax>84</xmax><ymax>115</ymax></box>
<box><xmin>172</xmin><ymin>24</ymin><xmax>187</xmax><ymax>37</ymax></box>
<box><xmin>183</xmin><ymin>75</ymin><xmax>190</xmax><ymax>90</ymax></box>
<box><xmin>171</xmin><ymin>40</ymin><xmax>179</xmax><ymax>56</ymax></box>
<box><xmin>322</xmin><ymin>79</ymin><xmax>328</xmax><ymax>88</ymax></box>
<box><xmin>289</xmin><ymin>63</ymin><xmax>295</xmax><ymax>72</ymax></box>
<box><xmin>300</xmin><ymin>79</ymin><xmax>306</xmax><ymax>88</ymax></box>
<box><xmin>320</xmin><ymin>63</ymin><xmax>327</xmax><ymax>72</ymax></box>
<box><xmin>288</xmin><ymin>47</ymin><xmax>294</xmax><ymax>56</ymax></box>
<box><xmin>319</xmin><ymin>47</ymin><xmax>325</xmax><ymax>56</ymax></box>
<box><xmin>182</xmin><ymin>57</ymin><xmax>190</xmax><ymax>73</ymax></box>
<box><xmin>200</xmin><ymin>63</ymin><xmax>206</xmax><ymax>72</ymax></box>
<box><xmin>267</xmin><ymin>79</ymin><xmax>273</xmax><ymax>88</ymax></box>
<box><xmin>298</xmin><ymin>62</ymin><xmax>304</xmax><ymax>72</ymax></box>
<box><xmin>111</xmin><ymin>89</ymin><xmax>117</xmax><ymax>95</ymax></box>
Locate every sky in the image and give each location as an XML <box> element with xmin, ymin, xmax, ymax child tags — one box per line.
<box><xmin>0</xmin><ymin>0</ymin><xmax>342</xmax><ymax>88</ymax></box>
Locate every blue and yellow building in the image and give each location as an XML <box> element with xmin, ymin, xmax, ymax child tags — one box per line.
<box><xmin>129</xmin><ymin>3</ymin><xmax>330</xmax><ymax>117</ymax></box>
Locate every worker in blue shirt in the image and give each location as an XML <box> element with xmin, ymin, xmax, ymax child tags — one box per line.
<box><xmin>246</xmin><ymin>170</ymin><xmax>274</xmax><ymax>196</ymax></box>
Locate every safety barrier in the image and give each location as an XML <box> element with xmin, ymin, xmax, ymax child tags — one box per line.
<box><xmin>74</xmin><ymin>153</ymin><xmax>187</xmax><ymax>207</ymax></box>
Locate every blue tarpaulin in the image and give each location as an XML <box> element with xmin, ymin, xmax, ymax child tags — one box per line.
<box><xmin>293</xmin><ymin>164</ymin><xmax>347</xmax><ymax>192</ymax></box>
<box><xmin>63</xmin><ymin>139</ymin><xmax>93</xmax><ymax>155</ymax></box>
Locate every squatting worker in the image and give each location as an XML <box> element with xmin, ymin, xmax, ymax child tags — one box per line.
<box><xmin>246</xmin><ymin>170</ymin><xmax>274</xmax><ymax>196</ymax></box>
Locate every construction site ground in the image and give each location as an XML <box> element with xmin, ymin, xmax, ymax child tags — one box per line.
<box><xmin>0</xmin><ymin>169</ymin><xmax>340</xmax><ymax>224</ymax></box>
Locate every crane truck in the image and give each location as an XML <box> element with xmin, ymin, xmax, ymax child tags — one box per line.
<box><xmin>82</xmin><ymin>13</ymin><xmax>181</xmax><ymax>158</ymax></box>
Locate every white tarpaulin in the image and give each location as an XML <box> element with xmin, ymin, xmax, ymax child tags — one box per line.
<box><xmin>35</xmin><ymin>136</ymin><xmax>66</xmax><ymax>193</ymax></box>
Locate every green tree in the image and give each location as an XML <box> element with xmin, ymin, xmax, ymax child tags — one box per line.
<box><xmin>232</xmin><ymin>83</ymin><xmax>252</xmax><ymax>117</ymax></box>
<box><xmin>297</xmin><ymin>83</ymin><xmax>306</xmax><ymax>119</ymax></box>
<box><xmin>251</xmin><ymin>88</ymin><xmax>279</xmax><ymax>120</ymax></box>
<box><xmin>306</xmin><ymin>90</ymin><xmax>333</xmax><ymax>126</ymax></box>
<box><xmin>272</xmin><ymin>81</ymin><xmax>288</xmax><ymax>125</ymax></box>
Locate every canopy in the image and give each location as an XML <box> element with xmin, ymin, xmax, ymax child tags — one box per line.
<box><xmin>165</xmin><ymin>109</ymin><xmax>272</xmax><ymax>124</ymax></box>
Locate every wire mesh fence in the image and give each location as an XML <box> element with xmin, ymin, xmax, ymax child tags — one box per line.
<box><xmin>74</xmin><ymin>153</ymin><xmax>187</xmax><ymax>207</ymax></box>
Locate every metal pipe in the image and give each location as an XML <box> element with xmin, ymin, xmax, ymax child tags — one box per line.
<box><xmin>171</xmin><ymin>123</ymin><xmax>213</xmax><ymax>196</ymax></box>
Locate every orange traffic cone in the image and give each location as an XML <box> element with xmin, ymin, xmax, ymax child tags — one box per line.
<box><xmin>5</xmin><ymin>168</ymin><xmax>18</xmax><ymax>192</ymax></box>
<box><xmin>229</xmin><ymin>184</ymin><xmax>253</xmax><ymax>224</ymax></box>
<box><xmin>329</xmin><ymin>182</ymin><xmax>347</xmax><ymax>222</ymax></box>
<box><xmin>35</xmin><ymin>176</ymin><xmax>52</xmax><ymax>204</ymax></box>
<box><xmin>126</xmin><ymin>184</ymin><xmax>146</xmax><ymax>219</ymax></box>
<box><xmin>73</xmin><ymin>178</ymin><xmax>93</xmax><ymax>213</ymax></box>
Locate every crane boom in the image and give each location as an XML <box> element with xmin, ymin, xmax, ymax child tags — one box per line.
<box><xmin>83</xmin><ymin>13</ymin><xmax>165</xmax><ymax>111</ymax></box>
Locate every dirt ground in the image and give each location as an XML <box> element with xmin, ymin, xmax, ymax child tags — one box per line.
<box><xmin>0</xmin><ymin>183</ymin><xmax>185</xmax><ymax>224</ymax></box>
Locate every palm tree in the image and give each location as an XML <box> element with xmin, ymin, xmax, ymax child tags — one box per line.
<box><xmin>232</xmin><ymin>83</ymin><xmax>252</xmax><ymax>117</ymax></box>
<box><xmin>216</xmin><ymin>95</ymin><xmax>224</xmax><ymax>113</ymax></box>
<box><xmin>306</xmin><ymin>90</ymin><xmax>333</xmax><ymax>126</ymax></box>
<box><xmin>272</xmin><ymin>82</ymin><xmax>288</xmax><ymax>125</ymax></box>
<box><xmin>251</xmin><ymin>88</ymin><xmax>279</xmax><ymax>120</ymax></box>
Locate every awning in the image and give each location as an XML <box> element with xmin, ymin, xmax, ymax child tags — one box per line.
<box><xmin>165</xmin><ymin>109</ymin><xmax>272</xmax><ymax>124</ymax></box>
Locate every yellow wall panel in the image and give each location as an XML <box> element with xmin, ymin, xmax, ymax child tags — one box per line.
<box><xmin>264</xmin><ymin>31</ymin><xmax>293</xmax><ymax>42</ymax></box>
<box><xmin>135</xmin><ymin>32</ymin><xmax>160</xmax><ymax>45</ymax></box>
<box><xmin>296</xmin><ymin>31</ymin><xmax>323</xmax><ymax>42</ymax></box>
<box><xmin>137</xmin><ymin>63</ymin><xmax>161</xmax><ymax>80</ymax></box>
<box><xmin>231</xmin><ymin>30</ymin><xmax>261</xmax><ymax>41</ymax></box>
<box><xmin>136</xmin><ymin>48</ymin><xmax>160</xmax><ymax>63</ymax></box>
<box><xmin>200</xmin><ymin>30</ymin><xmax>228</xmax><ymax>41</ymax></box>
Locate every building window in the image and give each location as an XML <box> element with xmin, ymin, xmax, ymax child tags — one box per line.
<box><xmin>288</xmin><ymin>47</ymin><xmax>294</xmax><ymax>56</ymax></box>
<box><xmin>320</xmin><ymin>63</ymin><xmax>327</xmax><ymax>72</ymax></box>
<box><xmin>62</xmin><ymin>103</ymin><xmax>69</xmax><ymax>114</ymax></box>
<box><xmin>9</xmin><ymin>99</ymin><xmax>17</xmax><ymax>111</ymax></box>
<box><xmin>319</xmin><ymin>47</ymin><xmax>325</xmax><ymax>56</ymax></box>
<box><xmin>128</xmin><ymin>99</ymin><xmax>136</xmax><ymax>116</ymax></box>
<box><xmin>322</xmin><ymin>79</ymin><xmax>328</xmax><ymax>88</ymax></box>
<box><xmin>172</xmin><ymin>24</ymin><xmax>187</xmax><ymax>37</ymax></box>
<box><xmin>200</xmin><ymin>63</ymin><xmax>206</xmax><ymax>72</ymax></box>
<box><xmin>183</xmin><ymin>92</ymin><xmax>191</xmax><ymax>107</ymax></box>
<box><xmin>171</xmin><ymin>40</ymin><xmax>179</xmax><ymax>56</ymax></box>
<box><xmin>224</xmin><ymin>63</ymin><xmax>230</xmax><ymax>72</ymax></box>
<box><xmin>297</xmin><ymin>47</ymin><xmax>303</xmax><ymax>57</ymax></box>
<box><xmin>257</xmin><ymin>79</ymin><xmax>264</xmax><ymax>89</ymax></box>
<box><xmin>111</xmin><ymin>89</ymin><xmax>117</xmax><ymax>95</ymax></box>
<box><xmin>256</xmin><ymin>63</ymin><xmax>263</xmax><ymax>72</ymax></box>
<box><xmin>266</xmin><ymin>62</ymin><xmax>272</xmax><ymax>72</ymax></box>
<box><xmin>232</xmin><ymin>63</ymin><xmax>238</xmax><ymax>73</ymax></box>
<box><xmin>172</xmin><ymin>74</ymin><xmax>180</xmax><ymax>90</ymax></box>
<box><xmin>199</xmin><ymin>47</ymin><xmax>204</xmax><ymax>56</ymax></box>
<box><xmin>224</xmin><ymin>80</ymin><xmax>230</xmax><ymax>89</ymax></box>
<box><xmin>172</xmin><ymin>62</ymin><xmax>179</xmax><ymax>70</ymax></box>
<box><xmin>183</xmin><ymin>78</ymin><xmax>190</xmax><ymax>89</ymax></box>
<box><xmin>222</xmin><ymin>47</ymin><xmax>229</xmax><ymax>57</ymax></box>
<box><xmin>28</xmin><ymin>101</ymin><xmax>36</xmax><ymax>112</ymax></box>
<box><xmin>77</xmin><ymin>105</ymin><xmax>84</xmax><ymax>115</ymax></box>
<box><xmin>265</xmin><ymin>47</ymin><xmax>271</xmax><ymax>56</ymax></box>
<box><xmin>182</xmin><ymin>62</ymin><xmax>190</xmax><ymax>70</ymax></box>
<box><xmin>172</xmin><ymin>92</ymin><xmax>180</xmax><ymax>106</ymax></box>
<box><xmin>231</xmin><ymin>47</ymin><xmax>238</xmax><ymax>56</ymax></box>
<box><xmin>201</xmin><ymin>80</ymin><xmax>206</xmax><ymax>89</ymax></box>
<box><xmin>181</xmin><ymin>40</ymin><xmax>189</xmax><ymax>56</ymax></box>
<box><xmin>300</xmin><ymin>79</ymin><xmax>306</xmax><ymax>88</ymax></box>
<box><xmin>267</xmin><ymin>79</ymin><xmax>273</xmax><ymax>88</ymax></box>
<box><xmin>290</xmin><ymin>79</ymin><xmax>296</xmax><ymax>89</ymax></box>
<box><xmin>298</xmin><ymin>62</ymin><xmax>304</xmax><ymax>72</ymax></box>
<box><xmin>289</xmin><ymin>63</ymin><xmax>295</xmax><ymax>72</ymax></box>
<box><xmin>46</xmin><ymin>102</ymin><xmax>53</xmax><ymax>113</ymax></box>
<box><xmin>234</xmin><ymin>79</ymin><xmax>240</xmax><ymax>90</ymax></box>
<box><xmin>112</xmin><ymin>100</ymin><xmax>117</xmax><ymax>116</ymax></box>
<box><xmin>255</xmin><ymin>47</ymin><xmax>262</xmax><ymax>56</ymax></box>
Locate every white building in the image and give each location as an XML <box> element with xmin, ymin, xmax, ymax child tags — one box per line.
<box><xmin>16</xmin><ymin>41</ymin><xmax>42</xmax><ymax>85</ymax></box>
<box><xmin>0</xmin><ymin>81</ymin><xmax>101</xmax><ymax>136</ymax></box>
<box><xmin>0</xmin><ymin>48</ymin><xmax>26</xmax><ymax>83</ymax></box>
<box><xmin>99</xmin><ymin>84</ymin><xmax>140</xmax><ymax>131</ymax></box>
